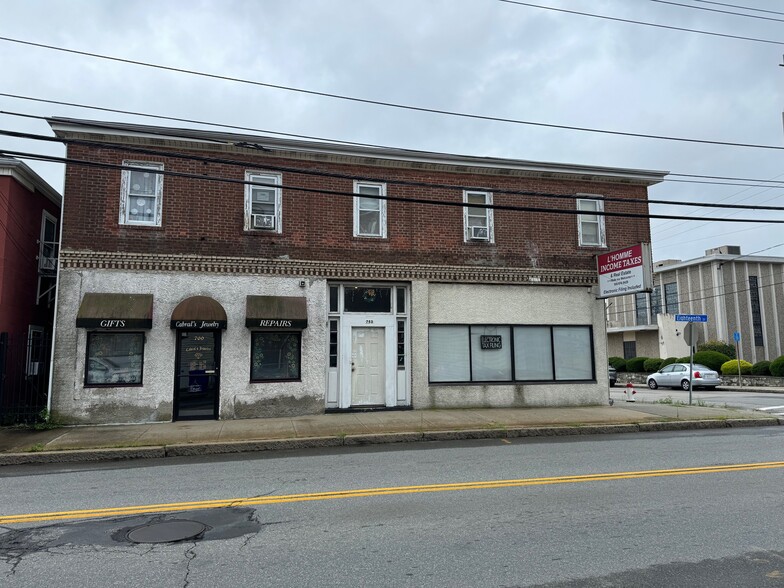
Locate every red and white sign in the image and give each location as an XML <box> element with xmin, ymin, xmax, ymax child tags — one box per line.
<box><xmin>596</xmin><ymin>243</ymin><xmax>652</xmax><ymax>299</ymax></box>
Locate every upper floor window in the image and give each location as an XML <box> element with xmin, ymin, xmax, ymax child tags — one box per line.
<box><xmin>635</xmin><ymin>292</ymin><xmax>650</xmax><ymax>326</ymax></box>
<box><xmin>120</xmin><ymin>161</ymin><xmax>164</xmax><ymax>226</ymax></box>
<box><xmin>245</xmin><ymin>171</ymin><xmax>282</xmax><ymax>233</ymax></box>
<box><xmin>576</xmin><ymin>197</ymin><xmax>606</xmax><ymax>247</ymax></box>
<box><xmin>650</xmin><ymin>285</ymin><xmax>662</xmax><ymax>317</ymax></box>
<box><xmin>38</xmin><ymin>211</ymin><xmax>58</xmax><ymax>274</ymax></box>
<box><xmin>353</xmin><ymin>182</ymin><xmax>387</xmax><ymax>238</ymax></box>
<box><xmin>464</xmin><ymin>191</ymin><xmax>494</xmax><ymax>243</ymax></box>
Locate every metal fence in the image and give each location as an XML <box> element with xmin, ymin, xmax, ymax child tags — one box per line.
<box><xmin>0</xmin><ymin>331</ymin><xmax>51</xmax><ymax>425</ymax></box>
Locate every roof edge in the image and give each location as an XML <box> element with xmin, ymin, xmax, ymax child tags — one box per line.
<box><xmin>0</xmin><ymin>157</ymin><xmax>62</xmax><ymax>207</ymax></box>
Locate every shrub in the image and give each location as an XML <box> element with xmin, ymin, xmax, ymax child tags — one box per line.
<box><xmin>661</xmin><ymin>357</ymin><xmax>678</xmax><ymax>368</ymax></box>
<box><xmin>625</xmin><ymin>357</ymin><xmax>649</xmax><ymax>372</ymax></box>
<box><xmin>752</xmin><ymin>361</ymin><xmax>771</xmax><ymax>376</ymax></box>
<box><xmin>771</xmin><ymin>356</ymin><xmax>784</xmax><ymax>377</ymax></box>
<box><xmin>721</xmin><ymin>359</ymin><xmax>752</xmax><ymax>375</ymax></box>
<box><xmin>609</xmin><ymin>357</ymin><xmax>627</xmax><ymax>372</ymax></box>
<box><xmin>643</xmin><ymin>358</ymin><xmax>663</xmax><ymax>372</ymax></box>
<box><xmin>697</xmin><ymin>340</ymin><xmax>736</xmax><ymax>359</ymax></box>
<box><xmin>676</xmin><ymin>357</ymin><xmax>690</xmax><ymax>363</ymax></box>
<box><xmin>692</xmin><ymin>351</ymin><xmax>731</xmax><ymax>372</ymax></box>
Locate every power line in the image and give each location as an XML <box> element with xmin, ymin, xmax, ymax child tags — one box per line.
<box><xmin>4</xmin><ymin>147</ymin><xmax>784</xmax><ymax>224</ymax></box>
<box><xmin>3</xmin><ymin>98</ymin><xmax>784</xmax><ymax>188</ymax></box>
<box><xmin>8</xmin><ymin>126</ymin><xmax>784</xmax><ymax>214</ymax></box>
<box><xmin>693</xmin><ymin>0</ymin><xmax>784</xmax><ymax>17</ymax></box>
<box><xmin>497</xmin><ymin>0</ymin><xmax>784</xmax><ymax>45</ymax></box>
<box><xmin>2</xmin><ymin>39</ymin><xmax>784</xmax><ymax>151</ymax></box>
<box><xmin>645</xmin><ymin>0</ymin><xmax>784</xmax><ymax>23</ymax></box>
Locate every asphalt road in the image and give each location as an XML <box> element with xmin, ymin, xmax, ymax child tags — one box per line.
<box><xmin>610</xmin><ymin>386</ymin><xmax>784</xmax><ymax>414</ymax></box>
<box><xmin>2</xmin><ymin>427</ymin><xmax>784</xmax><ymax>587</ymax></box>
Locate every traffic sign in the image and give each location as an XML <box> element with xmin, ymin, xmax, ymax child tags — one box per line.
<box><xmin>684</xmin><ymin>322</ymin><xmax>702</xmax><ymax>346</ymax></box>
<box><xmin>733</xmin><ymin>331</ymin><xmax>741</xmax><ymax>342</ymax></box>
<box><xmin>675</xmin><ymin>314</ymin><xmax>708</xmax><ymax>322</ymax></box>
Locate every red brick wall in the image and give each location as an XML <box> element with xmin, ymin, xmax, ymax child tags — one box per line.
<box><xmin>0</xmin><ymin>176</ymin><xmax>60</xmax><ymax>334</ymax></box>
<box><xmin>62</xmin><ymin>143</ymin><xmax>651</xmax><ymax>271</ymax></box>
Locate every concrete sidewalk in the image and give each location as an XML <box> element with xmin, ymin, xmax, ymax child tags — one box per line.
<box><xmin>2</xmin><ymin>401</ymin><xmax>781</xmax><ymax>466</ymax></box>
<box><xmin>0</xmin><ymin>402</ymin><xmax>784</xmax><ymax>465</ymax></box>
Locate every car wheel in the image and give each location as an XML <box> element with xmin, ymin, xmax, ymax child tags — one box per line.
<box><xmin>680</xmin><ymin>379</ymin><xmax>691</xmax><ymax>391</ymax></box>
<box><xmin>648</xmin><ymin>379</ymin><xmax>658</xmax><ymax>390</ymax></box>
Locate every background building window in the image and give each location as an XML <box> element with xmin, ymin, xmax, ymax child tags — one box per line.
<box><xmin>650</xmin><ymin>286</ymin><xmax>662</xmax><ymax>317</ymax></box>
<box><xmin>749</xmin><ymin>276</ymin><xmax>764</xmax><ymax>347</ymax></box>
<box><xmin>245</xmin><ymin>171</ymin><xmax>282</xmax><ymax>232</ymax></box>
<box><xmin>576</xmin><ymin>198</ymin><xmax>606</xmax><ymax>247</ymax></box>
<box><xmin>251</xmin><ymin>332</ymin><xmax>301</xmax><ymax>381</ymax></box>
<box><xmin>120</xmin><ymin>162</ymin><xmax>163</xmax><ymax>226</ymax></box>
<box><xmin>354</xmin><ymin>182</ymin><xmax>387</xmax><ymax>237</ymax></box>
<box><xmin>635</xmin><ymin>292</ymin><xmax>650</xmax><ymax>326</ymax></box>
<box><xmin>664</xmin><ymin>282</ymin><xmax>679</xmax><ymax>314</ymax></box>
<box><xmin>463</xmin><ymin>191</ymin><xmax>494</xmax><ymax>242</ymax></box>
<box><xmin>85</xmin><ymin>332</ymin><xmax>144</xmax><ymax>386</ymax></box>
<box><xmin>623</xmin><ymin>341</ymin><xmax>637</xmax><ymax>360</ymax></box>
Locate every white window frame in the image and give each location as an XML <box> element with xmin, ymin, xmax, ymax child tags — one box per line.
<box><xmin>26</xmin><ymin>325</ymin><xmax>44</xmax><ymax>377</ymax></box>
<box><xmin>353</xmin><ymin>181</ymin><xmax>387</xmax><ymax>238</ymax></box>
<box><xmin>463</xmin><ymin>190</ymin><xmax>494</xmax><ymax>243</ymax></box>
<box><xmin>119</xmin><ymin>161</ymin><xmax>164</xmax><ymax>227</ymax></box>
<box><xmin>245</xmin><ymin>171</ymin><xmax>283</xmax><ymax>233</ymax></box>
<box><xmin>38</xmin><ymin>210</ymin><xmax>58</xmax><ymax>273</ymax></box>
<box><xmin>576</xmin><ymin>196</ymin><xmax>606</xmax><ymax>248</ymax></box>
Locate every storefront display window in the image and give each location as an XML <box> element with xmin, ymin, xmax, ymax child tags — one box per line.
<box><xmin>251</xmin><ymin>332</ymin><xmax>301</xmax><ymax>381</ymax></box>
<box><xmin>85</xmin><ymin>332</ymin><xmax>144</xmax><ymax>386</ymax></box>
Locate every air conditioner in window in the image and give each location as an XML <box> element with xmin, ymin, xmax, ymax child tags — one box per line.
<box><xmin>470</xmin><ymin>226</ymin><xmax>489</xmax><ymax>240</ymax></box>
<box><xmin>252</xmin><ymin>214</ymin><xmax>275</xmax><ymax>230</ymax></box>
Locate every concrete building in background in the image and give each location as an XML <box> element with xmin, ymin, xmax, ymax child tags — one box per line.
<box><xmin>0</xmin><ymin>158</ymin><xmax>61</xmax><ymax>422</ymax></box>
<box><xmin>48</xmin><ymin>117</ymin><xmax>666</xmax><ymax>424</ymax></box>
<box><xmin>607</xmin><ymin>245</ymin><xmax>784</xmax><ymax>363</ymax></box>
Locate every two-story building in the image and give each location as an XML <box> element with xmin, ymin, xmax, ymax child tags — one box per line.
<box><xmin>607</xmin><ymin>245</ymin><xmax>784</xmax><ymax>363</ymax></box>
<box><xmin>48</xmin><ymin>117</ymin><xmax>666</xmax><ymax>424</ymax></box>
<box><xmin>0</xmin><ymin>157</ymin><xmax>61</xmax><ymax>423</ymax></box>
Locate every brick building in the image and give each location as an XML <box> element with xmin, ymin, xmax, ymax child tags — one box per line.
<box><xmin>48</xmin><ymin>117</ymin><xmax>666</xmax><ymax>424</ymax></box>
<box><xmin>0</xmin><ymin>157</ymin><xmax>61</xmax><ymax>422</ymax></box>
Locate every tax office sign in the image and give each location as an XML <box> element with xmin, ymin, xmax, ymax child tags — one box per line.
<box><xmin>596</xmin><ymin>243</ymin><xmax>653</xmax><ymax>299</ymax></box>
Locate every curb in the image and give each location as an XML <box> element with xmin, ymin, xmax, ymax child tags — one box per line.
<box><xmin>0</xmin><ymin>418</ymin><xmax>780</xmax><ymax>467</ymax></box>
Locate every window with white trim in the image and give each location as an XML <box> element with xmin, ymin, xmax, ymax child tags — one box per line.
<box><xmin>120</xmin><ymin>161</ymin><xmax>164</xmax><ymax>226</ymax></box>
<box><xmin>38</xmin><ymin>211</ymin><xmax>58</xmax><ymax>273</ymax></box>
<box><xmin>576</xmin><ymin>197</ymin><xmax>606</xmax><ymax>247</ymax></box>
<box><xmin>463</xmin><ymin>191</ymin><xmax>494</xmax><ymax>242</ymax></box>
<box><xmin>353</xmin><ymin>182</ymin><xmax>386</xmax><ymax>238</ymax></box>
<box><xmin>26</xmin><ymin>325</ymin><xmax>44</xmax><ymax>377</ymax></box>
<box><xmin>245</xmin><ymin>171</ymin><xmax>282</xmax><ymax>232</ymax></box>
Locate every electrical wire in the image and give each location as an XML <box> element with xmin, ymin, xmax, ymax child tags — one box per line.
<box><xmin>4</xmin><ymin>147</ymin><xmax>784</xmax><ymax>224</ymax></box>
<box><xmin>693</xmin><ymin>0</ymin><xmax>784</xmax><ymax>17</ymax></box>
<box><xmin>497</xmin><ymin>0</ymin><xmax>784</xmax><ymax>45</ymax></box>
<box><xmin>2</xmin><ymin>38</ymin><xmax>784</xmax><ymax>151</ymax></box>
<box><xmin>645</xmin><ymin>0</ymin><xmax>784</xmax><ymax>23</ymax></box>
<box><xmin>9</xmin><ymin>126</ymin><xmax>784</xmax><ymax>214</ymax></box>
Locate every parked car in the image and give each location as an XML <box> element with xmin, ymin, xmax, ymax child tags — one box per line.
<box><xmin>646</xmin><ymin>363</ymin><xmax>720</xmax><ymax>391</ymax></box>
<box><xmin>608</xmin><ymin>365</ymin><xmax>617</xmax><ymax>387</ymax></box>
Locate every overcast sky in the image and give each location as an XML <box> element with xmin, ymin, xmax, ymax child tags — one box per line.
<box><xmin>2</xmin><ymin>0</ymin><xmax>783</xmax><ymax>262</ymax></box>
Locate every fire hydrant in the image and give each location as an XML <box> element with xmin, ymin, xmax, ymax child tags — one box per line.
<box><xmin>625</xmin><ymin>382</ymin><xmax>637</xmax><ymax>402</ymax></box>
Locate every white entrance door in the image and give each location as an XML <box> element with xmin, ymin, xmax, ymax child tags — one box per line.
<box><xmin>351</xmin><ymin>327</ymin><xmax>385</xmax><ymax>405</ymax></box>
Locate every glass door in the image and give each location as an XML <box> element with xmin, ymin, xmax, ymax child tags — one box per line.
<box><xmin>174</xmin><ymin>330</ymin><xmax>220</xmax><ymax>420</ymax></box>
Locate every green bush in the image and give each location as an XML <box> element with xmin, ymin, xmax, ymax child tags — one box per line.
<box><xmin>692</xmin><ymin>351</ymin><xmax>731</xmax><ymax>372</ymax></box>
<box><xmin>721</xmin><ymin>359</ymin><xmax>752</xmax><ymax>375</ymax></box>
<box><xmin>771</xmin><ymin>356</ymin><xmax>784</xmax><ymax>377</ymax></box>
<box><xmin>752</xmin><ymin>361</ymin><xmax>771</xmax><ymax>376</ymax></box>
<box><xmin>697</xmin><ymin>340</ymin><xmax>736</xmax><ymax>359</ymax></box>
<box><xmin>625</xmin><ymin>357</ymin><xmax>649</xmax><ymax>372</ymax></box>
<box><xmin>643</xmin><ymin>358</ymin><xmax>663</xmax><ymax>372</ymax></box>
<box><xmin>609</xmin><ymin>357</ymin><xmax>627</xmax><ymax>372</ymax></box>
<box><xmin>661</xmin><ymin>357</ymin><xmax>678</xmax><ymax>368</ymax></box>
<box><xmin>676</xmin><ymin>357</ymin><xmax>690</xmax><ymax>363</ymax></box>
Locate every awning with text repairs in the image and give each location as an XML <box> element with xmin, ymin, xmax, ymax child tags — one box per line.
<box><xmin>170</xmin><ymin>296</ymin><xmax>227</xmax><ymax>329</ymax></box>
<box><xmin>76</xmin><ymin>293</ymin><xmax>153</xmax><ymax>329</ymax></box>
<box><xmin>245</xmin><ymin>296</ymin><xmax>308</xmax><ymax>329</ymax></box>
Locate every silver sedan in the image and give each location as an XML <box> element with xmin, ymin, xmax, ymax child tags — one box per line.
<box><xmin>646</xmin><ymin>363</ymin><xmax>721</xmax><ymax>391</ymax></box>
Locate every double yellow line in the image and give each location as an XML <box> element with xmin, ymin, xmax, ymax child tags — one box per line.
<box><xmin>3</xmin><ymin>460</ymin><xmax>783</xmax><ymax>525</ymax></box>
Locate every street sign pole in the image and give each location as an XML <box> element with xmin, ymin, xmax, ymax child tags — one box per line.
<box><xmin>689</xmin><ymin>331</ymin><xmax>694</xmax><ymax>406</ymax></box>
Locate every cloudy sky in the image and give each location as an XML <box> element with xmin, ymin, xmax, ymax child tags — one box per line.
<box><xmin>2</xmin><ymin>0</ymin><xmax>783</xmax><ymax>262</ymax></box>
